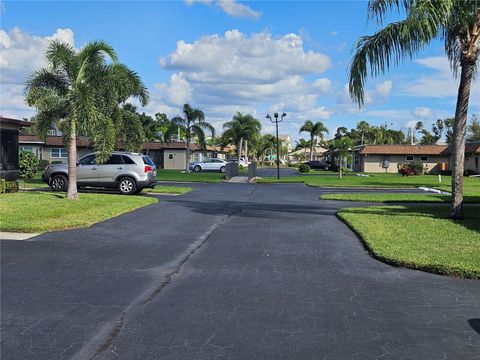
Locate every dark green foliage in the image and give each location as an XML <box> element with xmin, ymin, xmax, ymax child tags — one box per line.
<box><xmin>19</xmin><ymin>151</ymin><xmax>39</xmax><ymax>180</ymax></box>
<box><xmin>0</xmin><ymin>179</ymin><xmax>19</xmax><ymax>193</ymax></box>
<box><xmin>399</xmin><ymin>161</ymin><xmax>424</xmax><ymax>176</ymax></box>
<box><xmin>37</xmin><ymin>159</ymin><xmax>50</xmax><ymax>172</ymax></box>
<box><xmin>298</xmin><ymin>164</ymin><xmax>310</xmax><ymax>173</ymax></box>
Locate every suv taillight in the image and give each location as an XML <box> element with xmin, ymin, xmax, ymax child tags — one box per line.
<box><xmin>144</xmin><ymin>165</ymin><xmax>152</xmax><ymax>173</ymax></box>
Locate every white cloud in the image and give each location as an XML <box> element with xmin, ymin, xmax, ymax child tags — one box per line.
<box><xmin>0</xmin><ymin>27</ymin><xmax>75</xmax><ymax>118</ymax></box>
<box><xmin>312</xmin><ymin>78</ymin><xmax>331</xmax><ymax>93</ymax></box>
<box><xmin>400</xmin><ymin>56</ymin><xmax>479</xmax><ymax>107</ymax></box>
<box><xmin>335</xmin><ymin>80</ymin><xmax>393</xmax><ymax>114</ymax></box>
<box><xmin>150</xmin><ymin>30</ymin><xmax>333</xmax><ymax>133</ymax></box>
<box><xmin>185</xmin><ymin>0</ymin><xmax>261</xmax><ymax>19</ymax></box>
<box><xmin>414</xmin><ymin>106</ymin><xmax>433</xmax><ymax>118</ymax></box>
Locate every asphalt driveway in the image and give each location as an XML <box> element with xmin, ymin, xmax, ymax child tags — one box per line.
<box><xmin>1</xmin><ymin>183</ymin><xmax>479</xmax><ymax>360</ymax></box>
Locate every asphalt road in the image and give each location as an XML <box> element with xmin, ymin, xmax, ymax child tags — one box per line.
<box><xmin>1</xmin><ymin>183</ymin><xmax>479</xmax><ymax>360</ymax></box>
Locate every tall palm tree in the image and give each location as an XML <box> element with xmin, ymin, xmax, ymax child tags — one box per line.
<box><xmin>221</xmin><ymin>112</ymin><xmax>262</xmax><ymax>167</ymax></box>
<box><xmin>299</xmin><ymin>120</ymin><xmax>329</xmax><ymax>161</ymax></box>
<box><xmin>169</xmin><ymin>104</ymin><xmax>214</xmax><ymax>172</ymax></box>
<box><xmin>25</xmin><ymin>40</ymin><xmax>148</xmax><ymax>199</ymax></box>
<box><xmin>357</xmin><ymin>120</ymin><xmax>371</xmax><ymax>145</ymax></box>
<box><xmin>349</xmin><ymin>0</ymin><xmax>480</xmax><ymax>220</ymax></box>
<box><xmin>333</xmin><ymin>137</ymin><xmax>353</xmax><ymax>178</ymax></box>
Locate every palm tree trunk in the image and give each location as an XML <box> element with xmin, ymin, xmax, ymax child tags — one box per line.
<box><xmin>245</xmin><ymin>140</ymin><xmax>248</xmax><ymax>162</ymax></box>
<box><xmin>66</xmin><ymin>120</ymin><xmax>78</xmax><ymax>200</ymax></box>
<box><xmin>451</xmin><ymin>60</ymin><xmax>475</xmax><ymax>220</ymax></box>
<box><xmin>338</xmin><ymin>155</ymin><xmax>342</xmax><ymax>178</ymax></box>
<box><xmin>185</xmin><ymin>135</ymin><xmax>190</xmax><ymax>173</ymax></box>
<box><xmin>238</xmin><ymin>137</ymin><xmax>243</xmax><ymax>169</ymax></box>
<box><xmin>310</xmin><ymin>135</ymin><xmax>314</xmax><ymax>161</ymax></box>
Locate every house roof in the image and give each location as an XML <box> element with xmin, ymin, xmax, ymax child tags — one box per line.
<box><xmin>358</xmin><ymin>144</ymin><xmax>448</xmax><ymax>155</ymax></box>
<box><xmin>0</xmin><ymin>116</ymin><xmax>33</xmax><ymax>128</ymax></box>
<box><xmin>290</xmin><ymin>146</ymin><xmax>328</xmax><ymax>155</ymax></box>
<box><xmin>19</xmin><ymin>135</ymin><xmax>233</xmax><ymax>153</ymax></box>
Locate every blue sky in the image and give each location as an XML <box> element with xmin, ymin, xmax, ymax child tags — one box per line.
<box><xmin>1</xmin><ymin>0</ymin><xmax>478</xmax><ymax>142</ymax></box>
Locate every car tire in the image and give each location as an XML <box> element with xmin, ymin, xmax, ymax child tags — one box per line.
<box><xmin>220</xmin><ymin>166</ymin><xmax>226</xmax><ymax>173</ymax></box>
<box><xmin>118</xmin><ymin>177</ymin><xmax>137</xmax><ymax>195</ymax></box>
<box><xmin>50</xmin><ymin>174</ymin><xmax>68</xmax><ymax>192</ymax></box>
<box><xmin>194</xmin><ymin>165</ymin><xmax>201</xmax><ymax>172</ymax></box>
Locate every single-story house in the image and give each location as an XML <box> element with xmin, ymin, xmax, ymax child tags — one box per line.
<box><xmin>351</xmin><ymin>144</ymin><xmax>450</xmax><ymax>174</ymax></box>
<box><xmin>455</xmin><ymin>142</ymin><xmax>480</xmax><ymax>174</ymax></box>
<box><xmin>289</xmin><ymin>145</ymin><xmax>328</xmax><ymax>162</ymax></box>
<box><xmin>1</xmin><ymin>116</ymin><xmax>32</xmax><ymax>181</ymax></box>
<box><xmin>18</xmin><ymin>135</ymin><xmax>233</xmax><ymax>170</ymax></box>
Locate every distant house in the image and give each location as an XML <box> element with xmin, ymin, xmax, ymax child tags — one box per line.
<box><xmin>446</xmin><ymin>142</ymin><xmax>480</xmax><ymax>174</ymax></box>
<box><xmin>0</xmin><ymin>116</ymin><xmax>32</xmax><ymax>181</ymax></box>
<box><xmin>351</xmin><ymin>144</ymin><xmax>450</xmax><ymax>174</ymax></box>
<box><xmin>289</xmin><ymin>145</ymin><xmax>328</xmax><ymax>162</ymax></box>
<box><xmin>18</xmin><ymin>135</ymin><xmax>233</xmax><ymax>170</ymax></box>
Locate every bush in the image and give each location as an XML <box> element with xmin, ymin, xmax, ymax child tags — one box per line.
<box><xmin>19</xmin><ymin>151</ymin><xmax>39</xmax><ymax>180</ymax></box>
<box><xmin>399</xmin><ymin>165</ymin><xmax>414</xmax><ymax>176</ymax></box>
<box><xmin>37</xmin><ymin>159</ymin><xmax>50</xmax><ymax>172</ymax></box>
<box><xmin>409</xmin><ymin>161</ymin><xmax>424</xmax><ymax>175</ymax></box>
<box><xmin>0</xmin><ymin>179</ymin><xmax>19</xmax><ymax>193</ymax></box>
<box><xmin>298</xmin><ymin>163</ymin><xmax>310</xmax><ymax>173</ymax></box>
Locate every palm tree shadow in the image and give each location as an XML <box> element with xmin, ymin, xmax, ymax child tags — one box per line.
<box><xmin>468</xmin><ymin>318</ymin><xmax>480</xmax><ymax>335</ymax></box>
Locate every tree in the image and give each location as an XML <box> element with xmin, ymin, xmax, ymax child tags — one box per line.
<box><xmin>170</xmin><ymin>104</ymin><xmax>214</xmax><ymax>172</ymax></box>
<box><xmin>332</xmin><ymin>137</ymin><xmax>353</xmax><ymax>178</ymax></box>
<box><xmin>221</xmin><ymin>112</ymin><xmax>261</xmax><ymax>167</ymax></box>
<box><xmin>467</xmin><ymin>114</ymin><xmax>480</xmax><ymax>141</ymax></box>
<box><xmin>25</xmin><ymin>40</ymin><xmax>148</xmax><ymax>199</ymax></box>
<box><xmin>295</xmin><ymin>138</ymin><xmax>310</xmax><ymax>159</ymax></box>
<box><xmin>357</xmin><ymin>120</ymin><xmax>371</xmax><ymax>145</ymax></box>
<box><xmin>299</xmin><ymin>120</ymin><xmax>329</xmax><ymax>161</ymax></box>
<box><xmin>415</xmin><ymin>121</ymin><xmax>438</xmax><ymax>144</ymax></box>
<box><xmin>349</xmin><ymin>0</ymin><xmax>480</xmax><ymax>220</ymax></box>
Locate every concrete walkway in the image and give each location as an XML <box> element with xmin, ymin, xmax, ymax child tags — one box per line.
<box><xmin>0</xmin><ymin>231</ymin><xmax>39</xmax><ymax>241</ymax></box>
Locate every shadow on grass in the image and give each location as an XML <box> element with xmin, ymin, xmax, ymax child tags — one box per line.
<box><xmin>339</xmin><ymin>205</ymin><xmax>480</xmax><ymax>234</ymax></box>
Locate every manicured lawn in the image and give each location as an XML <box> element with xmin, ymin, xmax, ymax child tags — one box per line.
<box><xmin>142</xmin><ymin>185</ymin><xmax>192</xmax><ymax>195</ymax></box>
<box><xmin>321</xmin><ymin>192</ymin><xmax>480</xmax><ymax>203</ymax></box>
<box><xmin>19</xmin><ymin>173</ymin><xmax>47</xmax><ymax>189</ymax></box>
<box><xmin>156</xmin><ymin>169</ymin><xmax>225</xmax><ymax>183</ymax></box>
<box><xmin>0</xmin><ymin>192</ymin><xmax>157</xmax><ymax>232</ymax></box>
<box><xmin>338</xmin><ymin>206</ymin><xmax>480</xmax><ymax>278</ymax></box>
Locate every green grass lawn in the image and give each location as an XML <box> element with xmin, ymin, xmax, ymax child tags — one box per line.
<box><xmin>19</xmin><ymin>173</ymin><xmax>47</xmax><ymax>189</ymax></box>
<box><xmin>0</xmin><ymin>192</ymin><xmax>157</xmax><ymax>232</ymax></box>
<box><xmin>338</xmin><ymin>206</ymin><xmax>480</xmax><ymax>278</ymax></box>
<box><xmin>156</xmin><ymin>169</ymin><xmax>225</xmax><ymax>183</ymax></box>
<box><xmin>142</xmin><ymin>185</ymin><xmax>192</xmax><ymax>195</ymax></box>
<box><xmin>321</xmin><ymin>192</ymin><xmax>480</xmax><ymax>204</ymax></box>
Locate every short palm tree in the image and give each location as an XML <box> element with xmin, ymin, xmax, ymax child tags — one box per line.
<box><xmin>295</xmin><ymin>138</ymin><xmax>310</xmax><ymax>160</ymax></box>
<box><xmin>221</xmin><ymin>112</ymin><xmax>262</xmax><ymax>167</ymax></box>
<box><xmin>333</xmin><ymin>137</ymin><xmax>353</xmax><ymax>178</ymax></box>
<box><xmin>299</xmin><ymin>120</ymin><xmax>329</xmax><ymax>161</ymax></box>
<box><xmin>25</xmin><ymin>40</ymin><xmax>148</xmax><ymax>199</ymax></box>
<box><xmin>169</xmin><ymin>104</ymin><xmax>214</xmax><ymax>172</ymax></box>
<box><xmin>349</xmin><ymin>0</ymin><xmax>480</xmax><ymax>220</ymax></box>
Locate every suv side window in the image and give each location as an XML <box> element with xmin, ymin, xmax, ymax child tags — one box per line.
<box><xmin>78</xmin><ymin>154</ymin><xmax>96</xmax><ymax>165</ymax></box>
<box><xmin>122</xmin><ymin>155</ymin><xmax>136</xmax><ymax>165</ymax></box>
<box><xmin>105</xmin><ymin>154</ymin><xmax>124</xmax><ymax>165</ymax></box>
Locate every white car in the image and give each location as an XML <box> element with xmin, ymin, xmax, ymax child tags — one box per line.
<box><xmin>189</xmin><ymin>158</ymin><xmax>227</xmax><ymax>172</ymax></box>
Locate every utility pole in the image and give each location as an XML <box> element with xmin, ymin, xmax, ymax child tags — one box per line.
<box><xmin>266</xmin><ymin>112</ymin><xmax>287</xmax><ymax>180</ymax></box>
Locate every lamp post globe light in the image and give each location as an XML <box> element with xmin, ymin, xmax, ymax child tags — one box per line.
<box><xmin>266</xmin><ymin>112</ymin><xmax>286</xmax><ymax>180</ymax></box>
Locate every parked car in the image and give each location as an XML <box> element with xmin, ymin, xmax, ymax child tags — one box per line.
<box><xmin>305</xmin><ymin>160</ymin><xmax>330</xmax><ymax>170</ymax></box>
<box><xmin>189</xmin><ymin>158</ymin><xmax>227</xmax><ymax>172</ymax></box>
<box><xmin>43</xmin><ymin>152</ymin><xmax>157</xmax><ymax>195</ymax></box>
<box><xmin>228</xmin><ymin>157</ymin><xmax>250</xmax><ymax>167</ymax></box>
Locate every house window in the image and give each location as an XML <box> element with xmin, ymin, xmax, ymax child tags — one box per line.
<box><xmin>50</xmin><ymin>148</ymin><xmax>67</xmax><ymax>158</ymax></box>
<box><xmin>168</xmin><ymin>153</ymin><xmax>174</xmax><ymax>160</ymax></box>
<box><xmin>406</xmin><ymin>155</ymin><xmax>414</xmax><ymax>161</ymax></box>
<box><xmin>420</xmin><ymin>156</ymin><xmax>428</xmax><ymax>162</ymax></box>
<box><xmin>353</xmin><ymin>153</ymin><xmax>360</xmax><ymax>165</ymax></box>
<box><xmin>20</xmin><ymin>146</ymin><xmax>33</xmax><ymax>153</ymax></box>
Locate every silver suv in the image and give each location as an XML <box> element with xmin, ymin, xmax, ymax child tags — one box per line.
<box><xmin>43</xmin><ymin>152</ymin><xmax>157</xmax><ymax>195</ymax></box>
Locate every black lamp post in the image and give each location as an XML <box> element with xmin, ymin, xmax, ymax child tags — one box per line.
<box><xmin>266</xmin><ymin>112</ymin><xmax>286</xmax><ymax>180</ymax></box>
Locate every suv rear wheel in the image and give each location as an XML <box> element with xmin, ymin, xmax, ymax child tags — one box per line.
<box><xmin>50</xmin><ymin>174</ymin><xmax>68</xmax><ymax>192</ymax></box>
<box><xmin>118</xmin><ymin>177</ymin><xmax>137</xmax><ymax>195</ymax></box>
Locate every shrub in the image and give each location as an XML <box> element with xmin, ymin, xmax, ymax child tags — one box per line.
<box><xmin>399</xmin><ymin>165</ymin><xmax>414</xmax><ymax>176</ymax></box>
<box><xmin>409</xmin><ymin>161</ymin><xmax>424</xmax><ymax>175</ymax></box>
<box><xmin>37</xmin><ymin>159</ymin><xmax>50</xmax><ymax>172</ymax></box>
<box><xmin>0</xmin><ymin>179</ymin><xmax>19</xmax><ymax>193</ymax></box>
<box><xmin>19</xmin><ymin>151</ymin><xmax>39</xmax><ymax>180</ymax></box>
<box><xmin>298</xmin><ymin>163</ymin><xmax>310</xmax><ymax>173</ymax></box>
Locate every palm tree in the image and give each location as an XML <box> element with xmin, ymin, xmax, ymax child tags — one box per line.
<box><xmin>333</xmin><ymin>137</ymin><xmax>353</xmax><ymax>178</ymax></box>
<box><xmin>295</xmin><ymin>138</ymin><xmax>310</xmax><ymax>160</ymax></box>
<box><xmin>169</xmin><ymin>104</ymin><xmax>214</xmax><ymax>172</ymax></box>
<box><xmin>25</xmin><ymin>40</ymin><xmax>148</xmax><ymax>199</ymax></box>
<box><xmin>299</xmin><ymin>120</ymin><xmax>329</xmax><ymax>161</ymax></box>
<box><xmin>349</xmin><ymin>0</ymin><xmax>480</xmax><ymax>220</ymax></box>
<box><xmin>221</xmin><ymin>112</ymin><xmax>262</xmax><ymax>167</ymax></box>
<box><xmin>357</xmin><ymin>120</ymin><xmax>371</xmax><ymax>145</ymax></box>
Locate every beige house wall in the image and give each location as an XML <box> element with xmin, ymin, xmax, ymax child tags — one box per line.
<box><xmin>360</xmin><ymin>154</ymin><xmax>450</xmax><ymax>174</ymax></box>
<box><xmin>163</xmin><ymin>149</ymin><xmax>187</xmax><ymax>170</ymax></box>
